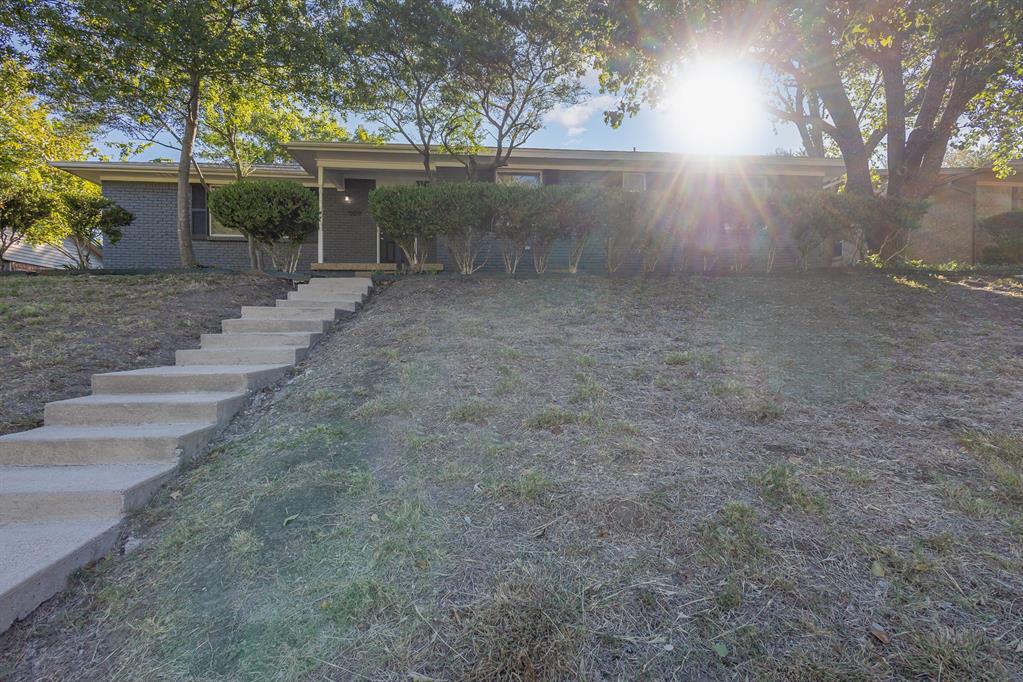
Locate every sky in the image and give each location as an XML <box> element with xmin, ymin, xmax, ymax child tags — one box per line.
<box><xmin>106</xmin><ymin>62</ymin><xmax>808</xmax><ymax>162</ymax></box>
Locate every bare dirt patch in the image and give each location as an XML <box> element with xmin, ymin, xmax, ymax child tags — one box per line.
<box><xmin>0</xmin><ymin>272</ymin><xmax>292</xmax><ymax>435</ymax></box>
<box><xmin>2</xmin><ymin>272</ymin><xmax>1022</xmax><ymax>680</ymax></box>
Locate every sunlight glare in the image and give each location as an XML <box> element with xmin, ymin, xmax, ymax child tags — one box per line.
<box><xmin>661</xmin><ymin>60</ymin><xmax>763</xmax><ymax>155</ymax></box>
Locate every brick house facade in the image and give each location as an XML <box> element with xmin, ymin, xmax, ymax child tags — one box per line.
<box><xmin>53</xmin><ymin>143</ymin><xmax>1023</xmax><ymax>272</ymax></box>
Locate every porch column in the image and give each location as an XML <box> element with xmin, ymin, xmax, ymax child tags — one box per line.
<box><xmin>317</xmin><ymin>166</ymin><xmax>324</xmax><ymax>263</ymax></box>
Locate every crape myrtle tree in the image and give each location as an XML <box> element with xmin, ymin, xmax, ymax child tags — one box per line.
<box><xmin>33</xmin><ymin>0</ymin><xmax>322</xmax><ymax>267</ymax></box>
<box><xmin>344</xmin><ymin>0</ymin><xmax>589</xmax><ymax>181</ymax></box>
<box><xmin>592</xmin><ymin>0</ymin><xmax>1023</xmax><ymax>256</ymax></box>
<box><xmin>342</xmin><ymin>0</ymin><xmax>465</xmax><ymax>181</ymax></box>
<box><xmin>441</xmin><ymin>0</ymin><xmax>589</xmax><ymax>180</ymax></box>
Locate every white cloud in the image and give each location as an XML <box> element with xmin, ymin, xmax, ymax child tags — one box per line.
<box><xmin>545</xmin><ymin>94</ymin><xmax>616</xmax><ymax>137</ymax></box>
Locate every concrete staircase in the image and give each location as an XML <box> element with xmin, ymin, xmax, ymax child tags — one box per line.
<box><xmin>0</xmin><ymin>276</ymin><xmax>373</xmax><ymax>633</ymax></box>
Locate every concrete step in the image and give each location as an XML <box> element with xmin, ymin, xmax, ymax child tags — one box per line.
<box><xmin>0</xmin><ymin>423</ymin><xmax>217</xmax><ymax>466</ymax></box>
<box><xmin>93</xmin><ymin>364</ymin><xmax>291</xmax><ymax>394</ymax></box>
<box><xmin>201</xmin><ymin>331</ymin><xmax>320</xmax><ymax>349</ymax></box>
<box><xmin>222</xmin><ymin>317</ymin><xmax>329</xmax><ymax>334</ymax></box>
<box><xmin>0</xmin><ymin>518</ymin><xmax>120</xmax><ymax>632</ymax></box>
<box><xmin>240</xmin><ymin>306</ymin><xmax>337</xmax><ymax>322</ymax></box>
<box><xmin>289</xmin><ymin>288</ymin><xmax>365</xmax><ymax>304</ymax></box>
<box><xmin>176</xmin><ymin>346</ymin><xmax>307</xmax><ymax>366</ymax></box>
<box><xmin>0</xmin><ymin>463</ymin><xmax>177</xmax><ymax>521</ymax></box>
<box><xmin>306</xmin><ymin>276</ymin><xmax>373</xmax><ymax>289</ymax></box>
<box><xmin>44</xmin><ymin>392</ymin><xmax>247</xmax><ymax>426</ymax></box>
<box><xmin>277</xmin><ymin>298</ymin><xmax>359</xmax><ymax>313</ymax></box>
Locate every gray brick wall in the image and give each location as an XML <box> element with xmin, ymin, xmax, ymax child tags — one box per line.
<box><xmin>102</xmin><ymin>181</ymin><xmax>316</xmax><ymax>271</ymax></box>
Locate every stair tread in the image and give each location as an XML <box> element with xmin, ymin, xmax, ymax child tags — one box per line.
<box><xmin>95</xmin><ymin>364</ymin><xmax>291</xmax><ymax>377</ymax></box>
<box><xmin>0</xmin><ymin>422</ymin><xmax>215</xmax><ymax>442</ymax></box>
<box><xmin>48</xmin><ymin>392</ymin><xmax>246</xmax><ymax>407</ymax></box>
<box><xmin>0</xmin><ymin>463</ymin><xmax>177</xmax><ymax>495</ymax></box>
<box><xmin>0</xmin><ymin>518</ymin><xmax>119</xmax><ymax>593</ymax></box>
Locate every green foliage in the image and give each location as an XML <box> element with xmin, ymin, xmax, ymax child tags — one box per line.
<box><xmin>431</xmin><ymin>182</ymin><xmax>496</xmax><ymax>275</ymax></box>
<box><xmin>368</xmin><ymin>184</ymin><xmax>443</xmax><ymax>272</ymax></box>
<box><xmin>0</xmin><ymin>174</ymin><xmax>54</xmax><ymax>259</ymax></box>
<box><xmin>53</xmin><ymin>189</ymin><xmax>134</xmax><ymax>269</ymax></box>
<box><xmin>978</xmin><ymin>211</ymin><xmax>1023</xmax><ymax>264</ymax></box>
<box><xmin>597</xmin><ymin>188</ymin><xmax>642</xmax><ymax>273</ymax></box>
<box><xmin>208</xmin><ymin>180</ymin><xmax>318</xmax><ymax>272</ymax></box>
<box><xmin>524</xmin><ymin>186</ymin><xmax>561</xmax><ymax>274</ymax></box>
<box><xmin>490</xmin><ymin>183</ymin><xmax>531</xmax><ymax>273</ymax></box>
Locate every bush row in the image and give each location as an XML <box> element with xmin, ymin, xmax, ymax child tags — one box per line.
<box><xmin>368</xmin><ymin>181</ymin><xmax>928</xmax><ymax>274</ymax></box>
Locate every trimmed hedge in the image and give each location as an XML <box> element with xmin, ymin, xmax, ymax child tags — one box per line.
<box><xmin>209</xmin><ymin>180</ymin><xmax>319</xmax><ymax>272</ymax></box>
<box><xmin>368</xmin><ymin>181</ymin><xmax>924</xmax><ymax>274</ymax></box>
<box><xmin>979</xmin><ymin>210</ymin><xmax>1023</xmax><ymax>264</ymax></box>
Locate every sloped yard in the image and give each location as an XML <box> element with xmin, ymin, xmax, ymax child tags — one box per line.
<box><xmin>0</xmin><ymin>272</ymin><xmax>292</xmax><ymax>435</ymax></box>
<box><xmin>2</xmin><ymin>271</ymin><xmax>1022</xmax><ymax>680</ymax></box>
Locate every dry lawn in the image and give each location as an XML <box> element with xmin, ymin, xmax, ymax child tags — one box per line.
<box><xmin>2</xmin><ymin>271</ymin><xmax>1022</xmax><ymax>680</ymax></box>
<box><xmin>0</xmin><ymin>272</ymin><xmax>292</xmax><ymax>435</ymax></box>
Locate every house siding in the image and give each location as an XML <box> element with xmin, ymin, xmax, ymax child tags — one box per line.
<box><xmin>102</xmin><ymin>180</ymin><xmax>316</xmax><ymax>271</ymax></box>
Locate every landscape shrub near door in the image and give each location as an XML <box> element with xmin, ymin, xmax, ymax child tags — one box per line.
<box><xmin>978</xmin><ymin>210</ymin><xmax>1023</xmax><ymax>264</ymax></box>
<box><xmin>209</xmin><ymin>180</ymin><xmax>318</xmax><ymax>272</ymax></box>
<box><xmin>368</xmin><ymin>184</ymin><xmax>442</xmax><ymax>273</ymax></box>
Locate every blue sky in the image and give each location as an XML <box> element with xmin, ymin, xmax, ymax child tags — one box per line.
<box><xmin>107</xmin><ymin>64</ymin><xmax>807</xmax><ymax>161</ymax></box>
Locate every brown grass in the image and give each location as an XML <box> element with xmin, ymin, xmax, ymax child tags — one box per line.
<box><xmin>0</xmin><ymin>272</ymin><xmax>292</xmax><ymax>434</ymax></box>
<box><xmin>2</xmin><ymin>271</ymin><xmax>1022</xmax><ymax>680</ymax></box>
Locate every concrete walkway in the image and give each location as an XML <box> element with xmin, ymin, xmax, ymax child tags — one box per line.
<box><xmin>0</xmin><ymin>277</ymin><xmax>373</xmax><ymax>632</ymax></box>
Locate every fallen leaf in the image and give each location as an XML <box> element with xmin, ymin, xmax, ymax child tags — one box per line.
<box><xmin>869</xmin><ymin>623</ymin><xmax>890</xmax><ymax>644</ymax></box>
<box><xmin>712</xmin><ymin>642</ymin><xmax>729</xmax><ymax>658</ymax></box>
<box><xmin>370</xmin><ymin>513</ymin><xmax>379</xmax><ymax>522</ymax></box>
<box><xmin>283</xmin><ymin>513</ymin><xmax>299</xmax><ymax>527</ymax></box>
<box><xmin>871</xmin><ymin>560</ymin><xmax>886</xmax><ymax>577</ymax></box>
<box><xmin>169</xmin><ymin>490</ymin><xmax>182</xmax><ymax>500</ymax></box>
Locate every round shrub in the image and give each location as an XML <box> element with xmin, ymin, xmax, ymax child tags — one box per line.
<box><xmin>979</xmin><ymin>210</ymin><xmax>1023</xmax><ymax>264</ymax></box>
<box><xmin>369</xmin><ymin>183</ymin><xmax>452</xmax><ymax>272</ymax></box>
<box><xmin>208</xmin><ymin>180</ymin><xmax>318</xmax><ymax>271</ymax></box>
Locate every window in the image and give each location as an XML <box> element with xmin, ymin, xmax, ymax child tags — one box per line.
<box><xmin>497</xmin><ymin>171</ymin><xmax>542</xmax><ymax>187</ymax></box>
<box><xmin>190</xmin><ymin>184</ymin><xmax>244</xmax><ymax>238</ymax></box>
<box><xmin>623</xmin><ymin>172</ymin><xmax>647</xmax><ymax>192</ymax></box>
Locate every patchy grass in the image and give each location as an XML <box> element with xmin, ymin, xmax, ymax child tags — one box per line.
<box><xmin>0</xmin><ymin>272</ymin><xmax>291</xmax><ymax>435</ymax></box>
<box><xmin>3</xmin><ymin>272</ymin><xmax>1023</xmax><ymax>680</ymax></box>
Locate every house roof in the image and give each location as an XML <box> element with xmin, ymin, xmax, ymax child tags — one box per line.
<box><xmin>51</xmin><ymin>160</ymin><xmax>314</xmax><ymax>185</ymax></box>
<box><xmin>285</xmin><ymin>141</ymin><xmax>849</xmax><ymax>178</ymax></box>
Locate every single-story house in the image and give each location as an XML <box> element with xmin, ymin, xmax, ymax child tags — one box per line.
<box><xmin>52</xmin><ymin>143</ymin><xmax>1023</xmax><ymax>273</ymax></box>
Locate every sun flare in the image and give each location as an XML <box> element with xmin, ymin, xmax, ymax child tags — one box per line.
<box><xmin>661</xmin><ymin>60</ymin><xmax>762</xmax><ymax>154</ymax></box>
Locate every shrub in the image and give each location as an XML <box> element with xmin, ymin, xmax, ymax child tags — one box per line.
<box><xmin>979</xmin><ymin>210</ymin><xmax>1023</xmax><ymax>264</ymax></box>
<box><xmin>491</xmin><ymin>184</ymin><xmax>531</xmax><ymax>273</ymax></box>
<box><xmin>556</xmin><ymin>186</ymin><xmax>601</xmax><ymax>273</ymax></box>
<box><xmin>368</xmin><ymin>184</ymin><xmax>440</xmax><ymax>272</ymax></box>
<box><xmin>209</xmin><ymin>180</ymin><xmax>318</xmax><ymax>272</ymax></box>
<box><xmin>635</xmin><ymin>191</ymin><xmax>684</xmax><ymax>274</ymax></box>
<box><xmin>598</xmin><ymin>188</ymin><xmax>641</xmax><ymax>273</ymax></box>
<box><xmin>432</xmin><ymin>182</ymin><xmax>494</xmax><ymax>275</ymax></box>
<box><xmin>526</xmin><ymin>186</ymin><xmax>562</xmax><ymax>274</ymax></box>
<box><xmin>831</xmin><ymin>193</ymin><xmax>927</xmax><ymax>263</ymax></box>
<box><xmin>56</xmin><ymin>190</ymin><xmax>133</xmax><ymax>269</ymax></box>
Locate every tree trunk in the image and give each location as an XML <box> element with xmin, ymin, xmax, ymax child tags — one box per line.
<box><xmin>176</xmin><ymin>74</ymin><xmax>201</xmax><ymax>268</ymax></box>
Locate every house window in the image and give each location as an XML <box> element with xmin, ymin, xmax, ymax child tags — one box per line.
<box><xmin>623</xmin><ymin>172</ymin><xmax>647</xmax><ymax>192</ymax></box>
<box><xmin>497</xmin><ymin>171</ymin><xmax>542</xmax><ymax>187</ymax></box>
<box><xmin>190</xmin><ymin>184</ymin><xmax>243</xmax><ymax>238</ymax></box>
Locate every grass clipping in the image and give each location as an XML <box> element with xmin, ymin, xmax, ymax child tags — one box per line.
<box><xmin>458</xmin><ymin>567</ymin><xmax>583</xmax><ymax>681</ymax></box>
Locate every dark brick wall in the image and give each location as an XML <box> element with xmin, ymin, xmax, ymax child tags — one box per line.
<box><xmin>102</xmin><ymin>181</ymin><xmax>316</xmax><ymax>271</ymax></box>
<box><xmin>322</xmin><ymin>180</ymin><xmax>378</xmax><ymax>263</ymax></box>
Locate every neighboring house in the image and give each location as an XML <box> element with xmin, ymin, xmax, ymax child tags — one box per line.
<box><xmin>1</xmin><ymin>235</ymin><xmax>103</xmax><ymax>272</ymax></box>
<box><xmin>51</xmin><ymin>143</ymin><xmax>1023</xmax><ymax>272</ymax></box>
